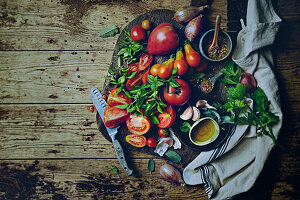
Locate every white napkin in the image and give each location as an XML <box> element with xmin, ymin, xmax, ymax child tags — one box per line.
<box><xmin>183</xmin><ymin>0</ymin><xmax>283</xmax><ymax>199</ymax></box>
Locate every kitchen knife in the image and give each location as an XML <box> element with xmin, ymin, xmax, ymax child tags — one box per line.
<box><xmin>91</xmin><ymin>86</ymin><xmax>133</xmax><ymax>176</ymax></box>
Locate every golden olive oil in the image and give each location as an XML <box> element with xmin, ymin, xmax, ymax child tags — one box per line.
<box><xmin>191</xmin><ymin>119</ymin><xmax>215</xmax><ymax>142</ymax></box>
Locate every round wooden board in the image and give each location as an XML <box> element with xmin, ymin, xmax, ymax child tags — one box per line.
<box><xmin>96</xmin><ymin>9</ymin><xmax>235</xmax><ymax>167</ymax></box>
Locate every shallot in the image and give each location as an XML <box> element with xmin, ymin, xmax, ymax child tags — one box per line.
<box><xmin>174</xmin><ymin>5</ymin><xmax>209</xmax><ymax>24</ymax></box>
<box><xmin>160</xmin><ymin>163</ymin><xmax>185</xmax><ymax>185</ymax></box>
<box><xmin>239</xmin><ymin>72</ymin><xmax>257</xmax><ymax>92</ymax></box>
<box><xmin>185</xmin><ymin>14</ymin><xmax>204</xmax><ymax>42</ymax></box>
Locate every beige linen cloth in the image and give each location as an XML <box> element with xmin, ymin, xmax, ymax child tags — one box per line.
<box><xmin>183</xmin><ymin>0</ymin><xmax>283</xmax><ymax>199</ymax></box>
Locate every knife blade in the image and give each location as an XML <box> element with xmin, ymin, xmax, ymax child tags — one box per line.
<box><xmin>91</xmin><ymin>86</ymin><xmax>133</xmax><ymax>176</ymax></box>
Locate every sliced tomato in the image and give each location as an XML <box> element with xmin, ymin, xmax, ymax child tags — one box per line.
<box><xmin>104</xmin><ymin>106</ymin><xmax>129</xmax><ymax>128</ymax></box>
<box><xmin>126</xmin><ymin>72</ymin><xmax>143</xmax><ymax>90</ymax></box>
<box><xmin>128</xmin><ymin>62</ymin><xmax>140</xmax><ymax>74</ymax></box>
<box><xmin>157</xmin><ymin>104</ymin><xmax>176</xmax><ymax>129</ymax></box>
<box><xmin>139</xmin><ymin>52</ymin><xmax>153</xmax><ymax>71</ymax></box>
<box><xmin>126</xmin><ymin>134</ymin><xmax>146</xmax><ymax>147</ymax></box>
<box><xmin>142</xmin><ymin>67</ymin><xmax>151</xmax><ymax>84</ymax></box>
<box><xmin>126</xmin><ymin>113</ymin><xmax>151</xmax><ymax>135</ymax></box>
<box><xmin>107</xmin><ymin>88</ymin><xmax>132</xmax><ymax>107</ymax></box>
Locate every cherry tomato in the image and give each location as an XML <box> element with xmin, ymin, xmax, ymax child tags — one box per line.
<box><xmin>184</xmin><ymin>44</ymin><xmax>201</xmax><ymax>67</ymax></box>
<box><xmin>150</xmin><ymin>64</ymin><xmax>161</xmax><ymax>76</ymax></box>
<box><xmin>158</xmin><ymin>128</ymin><xmax>169</xmax><ymax>138</ymax></box>
<box><xmin>163</xmin><ymin>78</ymin><xmax>191</xmax><ymax>106</ymax></box>
<box><xmin>104</xmin><ymin>106</ymin><xmax>129</xmax><ymax>128</ymax></box>
<box><xmin>196</xmin><ymin>59</ymin><xmax>208</xmax><ymax>72</ymax></box>
<box><xmin>141</xmin><ymin>20</ymin><xmax>151</xmax><ymax>30</ymax></box>
<box><xmin>107</xmin><ymin>88</ymin><xmax>132</xmax><ymax>107</ymax></box>
<box><xmin>158</xmin><ymin>65</ymin><xmax>172</xmax><ymax>79</ymax></box>
<box><xmin>147</xmin><ymin>137</ymin><xmax>157</xmax><ymax>147</ymax></box>
<box><xmin>139</xmin><ymin>52</ymin><xmax>153</xmax><ymax>71</ymax></box>
<box><xmin>142</xmin><ymin>68</ymin><xmax>151</xmax><ymax>84</ymax></box>
<box><xmin>126</xmin><ymin>72</ymin><xmax>143</xmax><ymax>90</ymax></box>
<box><xmin>126</xmin><ymin>134</ymin><xmax>146</xmax><ymax>147</ymax></box>
<box><xmin>130</xmin><ymin>26</ymin><xmax>146</xmax><ymax>42</ymax></box>
<box><xmin>126</xmin><ymin>113</ymin><xmax>151</xmax><ymax>135</ymax></box>
<box><xmin>157</xmin><ymin>104</ymin><xmax>176</xmax><ymax>128</ymax></box>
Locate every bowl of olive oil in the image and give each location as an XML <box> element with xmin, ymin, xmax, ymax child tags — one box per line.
<box><xmin>189</xmin><ymin>117</ymin><xmax>220</xmax><ymax>146</ymax></box>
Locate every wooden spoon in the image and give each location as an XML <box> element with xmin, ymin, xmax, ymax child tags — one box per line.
<box><xmin>208</xmin><ymin>15</ymin><xmax>221</xmax><ymax>53</ymax></box>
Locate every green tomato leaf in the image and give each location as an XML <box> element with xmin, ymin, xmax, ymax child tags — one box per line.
<box><xmin>172</xmin><ymin>67</ymin><xmax>178</xmax><ymax>75</ymax></box>
<box><xmin>99</xmin><ymin>25</ymin><xmax>119</xmax><ymax>38</ymax></box>
<box><xmin>116</xmin><ymin>86</ymin><xmax>122</xmax><ymax>94</ymax></box>
<box><xmin>147</xmin><ymin>158</ymin><xmax>155</xmax><ymax>174</ymax></box>
<box><xmin>165</xmin><ymin>150</ymin><xmax>181</xmax><ymax>163</ymax></box>
<box><xmin>170</xmin><ymin>79</ymin><xmax>180</xmax><ymax>87</ymax></box>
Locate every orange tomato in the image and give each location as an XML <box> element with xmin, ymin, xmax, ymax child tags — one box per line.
<box><xmin>174</xmin><ymin>49</ymin><xmax>189</xmax><ymax>75</ymax></box>
<box><xmin>141</xmin><ymin>20</ymin><xmax>151</xmax><ymax>30</ymax></box>
<box><xmin>150</xmin><ymin>64</ymin><xmax>161</xmax><ymax>76</ymax></box>
<box><xmin>184</xmin><ymin>44</ymin><xmax>201</xmax><ymax>67</ymax></box>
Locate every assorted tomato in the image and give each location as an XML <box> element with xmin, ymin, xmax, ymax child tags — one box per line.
<box><xmin>104</xmin><ymin>106</ymin><xmax>129</xmax><ymax>128</ymax></box>
<box><xmin>130</xmin><ymin>26</ymin><xmax>146</xmax><ymax>42</ymax></box>
<box><xmin>126</xmin><ymin>113</ymin><xmax>151</xmax><ymax>135</ymax></box>
<box><xmin>141</xmin><ymin>20</ymin><xmax>151</xmax><ymax>30</ymax></box>
<box><xmin>184</xmin><ymin>43</ymin><xmax>201</xmax><ymax>67</ymax></box>
<box><xmin>157</xmin><ymin>105</ymin><xmax>176</xmax><ymax>129</ymax></box>
<box><xmin>107</xmin><ymin>88</ymin><xmax>132</xmax><ymax>107</ymax></box>
<box><xmin>146</xmin><ymin>138</ymin><xmax>157</xmax><ymax>147</ymax></box>
<box><xmin>163</xmin><ymin>78</ymin><xmax>191</xmax><ymax>106</ymax></box>
<box><xmin>174</xmin><ymin>49</ymin><xmax>189</xmax><ymax>75</ymax></box>
<box><xmin>139</xmin><ymin>52</ymin><xmax>153</xmax><ymax>71</ymax></box>
<box><xmin>158</xmin><ymin>128</ymin><xmax>169</xmax><ymax>138</ymax></box>
<box><xmin>126</xmin><ymin>134</ymin><xmax>147</xmax><ymax>147</ymax></box>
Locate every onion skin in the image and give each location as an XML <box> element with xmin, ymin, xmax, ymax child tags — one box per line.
<box><xmin>239</xmin><ymin>72</ymin><xmax>257</xmax><ymax>92</ymax></box>
<box><xmin>174</xmin><ymin>5</ymin><xmax>209</xmax><ymax>24</ymax></box>
<box><xmin>160</xmin><ymin>163</ymin><xmax>185</xmax><ymax>185</ymax></box>
<box><xmin>185</xmin><ymin>15</ymin><xmax>204</xmax><ymax>42</ymax></box>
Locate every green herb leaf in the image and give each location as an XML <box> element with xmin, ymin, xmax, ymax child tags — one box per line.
<box><xmin>127</xmin><ymin>71</ymin><xmax>137</xmax><ymax>79</ymax></box>
<box><xmin>111</xmin><ymin>165</ymin><xmax>119</xmax><ymax>175</ymax></box>
<box><xmin>193</xmin><ymin>72</ymin><xmax>205</xmax><ymax>79</ymax></box>
<box><xmin>115</xmin><ymin>104</ymin><xmax>128</xmax><ymax>109</ymax></box>
<box><xmin>147</xmin><ymin>75</ymin><xmax>155</xmax><ymax>84</ymax></box>
<box><xmin>118</xmin><ymin>76</ymin><xmax>126</xmax><ymax>84</ymax></box>
<box><xmin>99</xmin><ymin>25</ymin><xmax>119</xmax><ymax>38</ymax></box>
<box><xmin>150</xmin><ymin>115</ymin><xmax>160</xmax><ymax>124</ymax></box>
<box><xmin>170</xmin><ymin>79</ymin><xmax>180</xmax><ymax>87</ymax></box>
<box><xmin>221</xmin><ymin>78</ymin><xmax>237</xmax><ymax>85</ymax></box>
<box><xmin>172</xmin><ymin>67</ymin><xmax>178</xmax><ymax>75</ymax></box>
<box><xmin>180</xmin><ymin>122</ymin><xmax>191</xmax><ymax>133</ymax></box>
<box><xmin>165</xmin><ymin>150</ymin><xmax>181</xmax><ymax>163</ymax></box>
<box><xmin>116</xmin><ymin>86</ymin><xmax>122</xmax><ymax>94</ymax></box>
<box><xmin>147</xmin><ymin>158</ymin><xmax>155</xmax><ymax>174</ymax></box>
<box><xmin>253</xmin><ymin>87</ymin><xmax>268</xmax><ymax>112</ymax></box>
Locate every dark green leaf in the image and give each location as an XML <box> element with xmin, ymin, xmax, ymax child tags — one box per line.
<box><xmin>193</xmin><ymin>72</ymin><xmax>205</xmax><ymax>79</ymax></box>
<box><xmin>116</xmin><ymin>86</ymin><xmax>122</xmax><ymax>94</ymax></box>
<box><xmin>147</xmin><ymin>158</ymin><xmax>155</xmax><ymax>174</ymax></box>
<box><xmin>150</xmin><ymin>115</ymin><xmax>160</xmax><ymax>124</ymax></box>
<box><xmin>170</xmin><ymin>79</ymin><xmax>180</xmax><ymax>87</ymax></box>
<box><xmin>253</xmin><ymin>87</ymin><xmax>268</xmax><ymax>112</ymax></box>
<box><xmin>221</xmin><ymin>78</ymin><xmax>237</xmax><ymax>85</ymax></box>
<box><xmin>147</xmin><ymin>75</ymin><xmax>155</xmax><ymax>84</ymax></box>
<box><xmin>118</xmin><ymin>57</ymin><xmax>122</xmax><ymax>67</ymax></box>
<box><xmin>127</xmin><ymin>105</ymin><xmax>136</xmax><ymax>113</ymax></box>
<box><xmin>99</xmin><ymin>25</ymin><xmax>119</xmax><ymax>38</ymax></box>
<box><xmin>165</xmin><ymin>150</ymin><xmax>181</xmax><ymax>163</ymax></box>
<box><xmin>235</xmin><ymin>116</ymin><xmax>252</xmax><ymax>125</ymax></box>
<box><xmin>180</xmin><ymin>122</ymin><xmax>191</xmax><ymax>133</ymax></box>
<box><xmin>111</xmin><ymin>165</ymin><xmax>119</xmax><ymax>175</ymax></box>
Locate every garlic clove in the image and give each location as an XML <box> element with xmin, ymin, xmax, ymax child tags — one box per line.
<box><xmin>180</xmin><ymin>105</ymin><xmax>193</xmax><ymax>120</ymax></box>
<box><xmin>192</xmin><ymin>106</ymin><xmax>201</xmax><ymax>121</ymax></box>
<box><xmin>196</xmin><ymin>100</ymin><xmax>216</xmax><ymax>110</ymax></box>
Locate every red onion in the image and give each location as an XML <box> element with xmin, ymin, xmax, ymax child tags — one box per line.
<box><xmin>239</xmin><ymin>72</ymin><xmax>257</xmax><ymax>92</ymax></box>
<box><xmin>160</xmin><ymin>163</ymin><xmax>185</xmax><ymax>185</ymax></box>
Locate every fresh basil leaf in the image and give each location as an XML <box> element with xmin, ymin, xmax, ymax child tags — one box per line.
<box><xmin>147</xmin><ymin>74</ymin><xmax>155</xmax><ymax>84</ymax></box>
<box><xmin>127</xmin><ymin>71</ymin><xmax>137</xmax><ymax>79</ymax></box>
<box><xmin>157</xmin><ymin>103</ymin><xmax>164</xmax><ymax>114</ymax></box>
<box><xmin>180</xmin><ymin>122</ymin><xmax>191</xmax><ymax>133</ymax></box>
<box><xmin>99</xmin><ymin>25</ymin><xmax>119</xmax><ymax>38</ymax></box>
<box><xmin>118</xmin><ymin>76</ymin><xmax>126</xmax><ymax>84</ymax></box>
<box><xmin>116</xmin><ymin>86</ymin><xmax>122</xmax><ymax>94</ymax></box>
<box><xmin>118</xmin><ymin>57</ymin><xmax>122</xmax><ymax>68</ymax></box>
<box><xmin>147</xmin><ymin>158</ymin><xmax>155</xmax><ymax>174</ymax></box>
<box><xmin>170</xmin><ymin>79</ymin><xmax>180</xmax><ymax>87</ymax></box>
<box><xmin>150</xmin><ymin>115</ymin><xmax>159</xmax><ymax>124</ymax></box>
<box><xmin>115</xmin><ymin>104</ymin><xmax>128</xmax><ymax>109</ymax></box>
<box><xmin>165</xmin><ymin>150</ymin><xmax>181</xmax><ymax>163</ymax></box>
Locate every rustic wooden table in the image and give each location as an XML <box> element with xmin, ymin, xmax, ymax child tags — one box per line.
<box><xmin>0</xmin><ymin>0</ymin><xmax>299</xmax><ymax>199</ymax></box>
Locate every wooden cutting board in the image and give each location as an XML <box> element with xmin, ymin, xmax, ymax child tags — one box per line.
<box><xmin>96</xmin><ymin>9</ymin><xmax>235</xmax><ymax>167</ymax></box>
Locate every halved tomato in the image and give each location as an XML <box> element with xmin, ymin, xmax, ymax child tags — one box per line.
<box><xmin>126</xmin><ymin>72</ymin><xmax>143</xmax><ymax>90</ymax></box>
<box><xmin>128</xmin><ymin>62</ymin><xmax>140</xmax><ymax>74</ymax></box>
<box><xmin>126</xmin><ymin>134</ymin><xmax>146</xmax><ymax>147</ymax></box>
<box><xmin>142</xmin><ymin>67</ymin><xmax>151</xmax><ymax>84</ymax></box>
<box><xmin>107</xmin><ymin>88</ymin><xmax>132</xmax><ymax>107</ymax></box>
<box><xmin>157</xmin><ymin>104</ymin><xmax>176</xmax><ymax>128</ymax></box>
<box><xmin>139</xmin><ymin>52</ymin><xmax>153</xmax><ymax>71</ymax></box>
<box><xmin>104</xmin><ymin>106</ymin><xmax>129</xmax><ymax>128</ymax></box>
<box><xmin>126</xmin><ymin>113</ymin><xmax>151</xmax><ymax>135</ymax></box>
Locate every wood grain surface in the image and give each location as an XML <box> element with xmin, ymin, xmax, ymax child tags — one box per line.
<box><xmin>0</xmin><ymin>0</ymin><xmax>299</xmax><ymax>199</ymax></box>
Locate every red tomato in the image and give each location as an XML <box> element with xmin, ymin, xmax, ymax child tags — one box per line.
<box><xmin>126</xmin><ymin>134</ymin><xmax>146</xmax><ymax>147</ymax></box>
<box><xmin>196</xmin><ymin>59</ymin><xmax>208</xmax><ymax>72</ymax></box>
<box><xmin>163</xmin><ymin>78</ymin><xmax>191</xmax><ymax>106</ymax></box>
<box><xmin>150</xmin><ymin>64</ymin><xmax>161</xmax><ymax>76</ymax></box>
<box><xmin>142</xmin><ymin>68</ymin><xmax>151</xmax><ymax>84</ymax></box>
<box><xmin>126</xmin><ymin>113</ymin><xmax>151</xmax><ymax>135</ymax></box>
<box><xmin>141</xmin><ymin>20</ymin><xmax>151</xmax><ymax>30</ymax></box>
<box><xmin>147</xmin><ymin>23</ymin><xmax>179</xmax><ymax>55</ymax></box>
<box><xmin>139</xmin><ymin>52</ymin><xmax>153</xmax><ymax>71</ymax></box>
<box><xmin>157</xmin><ymin>105</ymin><xmax>176</xmax><ymax>128</ymax></box>
<box><xmin>128</xmin><ymin>62</ymin><xmax>140</xmax><ymax>73</ymax></box>
<box><xmin>174</xmin><ymin>50</ymin><xmax>189</xmax><ymax>75</ymax></box>
<box><xmin>126</xmin><ymin>72</ymin><xmax>143</xmax><ymax>90</ymax></box>
<box><xmin>158</xmin><ymin>128</ymin><xmax>169</xmax><ymax>138</ymax></box>
<box><xmin>107</xmin><ymin>88</ymin><xmax>132</xmax><ymax>107</ymax></box>
<box><xmin>158</xmin><ymin>65</ymin><xmax>172</xmax><ymax>79</ymax></box>
<box><xmin>104</xmin><ymin>106</ymin><xmax>129</xmax><ymax>128</ymax></box>
<box><xmin>147</xmin><ymin>138</ymin><xmax>157</xmax><ymax>147</ymax></box>
<box><xmin>184</xmin><ymin>44</ymin><xmax>201</xmax><ymax>67</ymax></box>
<box><xmin>131</xmin><ymin>26</ymin><xmax>146</xmax><ymax>42</ymax></box>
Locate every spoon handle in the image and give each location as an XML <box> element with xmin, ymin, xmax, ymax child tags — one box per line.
<box><xmin>212</xmin><ymin>15</ymin><xmax>221</xmax><ymax>47</ymax></box>
<box><xmin>211</xmin><ymin>71</ymin><xmax>223</xmax><ymax>84</ymax></box>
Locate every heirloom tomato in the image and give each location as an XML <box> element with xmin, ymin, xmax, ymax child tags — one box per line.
<box><xmin>104</xmin><ymin>106</ymin><xmax>129</xmax><ymax>128</ymax></box>
<box><xmin>139</xmin><ymin>52</ymin><xmax>153</xmax><ymax>71</ymax></box>
<box><xmin>130</xmin><ymin>26</ymin><xmax>146</xmax><ymax>42</ymax></box>
<box><xmin>163</xmin><ymin>78</ymin><xmax>191</xmax><ymax>106</ymax></box>
<box><xmin>184</xmin><ymin>44</ymin><xmax>201</xmax><ymax>67</ymax></box>
<box><xmin>126</xmin><ymin>113</ymin><xmax>151</xmax><ymax>135</ymax></box>
<box><xmin>126</xmin><ymin>134</ymin><xmax>146</xmax><ymax>147</ymax></box>
<box><xmin>142</xmin><ymin>68</ymin><xmax>151</xmax><ymax>84</ymax></box>
<box><xmin>107</xmin><ymin>88</ymin><xmax>131</xmax><ymax>107</ymax></box>
<box><xmin>174</xmin><ymin>49</ymin><xmax>189</xmax><ymax>75</ymax></box>
<box><xmin>150</xmin><ymin>64</ymin><xmax>161</xmax><ymax>76</ymax></box>
<box><xmin>157</xmin><ymin>105</ymin><xmax>176</xmax><ymax>129</ymax></box>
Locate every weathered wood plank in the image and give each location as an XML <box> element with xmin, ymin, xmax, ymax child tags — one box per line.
<box><xmin>0</xmin><ymin>50</ymin><xmax>299</xmax><ymax>103</ymax></box>
<box><xmin>0</xmin><ymin>159</ymin><xmax>207</xmax><ymax>200</ymax></box>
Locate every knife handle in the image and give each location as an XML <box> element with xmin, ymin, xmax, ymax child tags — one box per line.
<box><xmin>112</xmin><ymin>140</ymin><xmax>133</xmax><ymax>176</ymax></box>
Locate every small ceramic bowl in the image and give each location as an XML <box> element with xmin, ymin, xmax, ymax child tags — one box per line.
<box><xmin>189</xmin><ymin>117</ymin><xmax>220</xmax><ymax>146</ymax></box>
<box><xmin>199</xmin><ymin>29</ymin><xmax>232</xmax><ymax>62</ymax></box>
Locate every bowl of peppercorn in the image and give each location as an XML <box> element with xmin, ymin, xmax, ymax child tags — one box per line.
<box><xmin>199</xmin><ymin>29</ymin><xmax>232</xmax><ymax>62</ymax></box>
